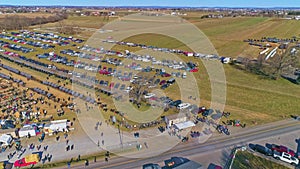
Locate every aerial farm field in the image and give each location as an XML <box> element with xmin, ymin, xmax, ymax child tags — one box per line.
<box><xmin>0</xmin><ymin>12</ymin><xmax>299</xmax><ymax>127</ymax></box>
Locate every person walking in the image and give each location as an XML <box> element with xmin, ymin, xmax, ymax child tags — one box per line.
<box><xmin>85</xmin><ymin>159</ymin><xmax>89</xmax><ymax>167</ymax></box>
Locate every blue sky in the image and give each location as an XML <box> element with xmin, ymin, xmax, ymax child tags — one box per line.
<box><xmin>0</xmin><ymin>0</ymin><xmax>299</xmax><ymax>7</ymax></box>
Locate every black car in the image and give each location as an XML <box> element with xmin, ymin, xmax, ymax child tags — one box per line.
<box><xmin>169</xmin><ymin>100</ymin><xmax>182</xmax><ymax>107</ymax></box>
<box><xmin>250</xmin><ymin>144</ymin><xmax>273</xmax><ymax>156</ymax></box>
<box><xmin>167</xmin><ymin>78</ymin><xmax>176</xmax><ymax>85</ymax></box>
<box><xmin>1</xmin><ymin>120</ymin><xmax>15</xmax><ymax>129</ymax></box>
<box><xmin>142</xmin><ymin>163</ymin><xmax>161</xmax><ymax>169</ymax></box>
<box><xmin>161</xmin><ymin>84</ymin><xmax>169</xmax><ymax>90</ymax></box>
<box><xmin>202</xmin><ymin>109</ymin><xmax>214</xmax><ymax>117</ymax></box>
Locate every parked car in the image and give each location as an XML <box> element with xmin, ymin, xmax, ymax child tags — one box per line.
<box><xmin>167</xmin><ymin>78</ymin><xmax>176</xmax><ymax>85</ymax></box>
<box><xmin>182</xmin><ymin>72</ymin><xmax>187</xmax><ymax>79</ymax></box>
<box><xmin>154</xmin><ymin>78</ymin><xmax>160</xmax><ymax>85</ymax></box>
<box><xmin>159</xmin><ymin>80</ymin><xmax>166</xmax><ymax>85</ymax></box>
<box><xmin>120</xmin><ymin>84</ymin><xmax>126</xmax><ymax>90</ymax></box>
<box><xmin>208</xmin><ymin>163</ymin><xmax>223</xmax><ymax>169</ymax></box>
<box><xmin>161</xmin><ymin>84</ymin><xmax>169</xmax><ymax>90</ymax></box>
<box><xmin>250</xmin><ymin>144</ymin><xmax>273</xmax><ymax>156</ymax></box>
<box><xmin>114</xmin><ymin>83</ymin><xmax>120</xmax><ymax>89</ymax></box>
<box><xmin>142</xmin><ymin>163</ymin><xmax>161</xmax><ymax>169</ymax></box>
<box><xmin>177</xmin><ymin>103</ymin><xmax>191</xmax><ymax>110</ymax></box>
<box><xmin>144</xmin><ymin>93</ymin><xmax>155</xmax><ymax>99</ymax></box>
<box><xmin>270</xmin><ymin>144</ymin><xmax>295</xmax><ymax>157</ymax></box>
<box><xmin>109</xmin><ymin>82</ymin><xmax>114</xmax><ymax>88</ymax></box>
<box><xmin>161</xmin><ymin>73</ymin><xmax>171</xmax><ymax>77</ymax></box>
<box><xmin>273</xmin><ymin>151</ymin><xmax>299</xmax><ymax>165</ymax></box>
<box><xmin>189</xmin><ymin>68</ymin><xmax>198</xmax><ymax>72</ymax></box>
<box><xmin>169</xmin><ymin>100</ymin><xmax>182</xmax><ymax>107</ymax></box>
<box><xmin>202</xmin><ymin>109</ymin><xmax>214</xmax><ymax>117</ymax></box>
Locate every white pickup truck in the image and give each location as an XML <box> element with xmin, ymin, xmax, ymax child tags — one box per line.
<box><xmin>273</xmin><ymin>151</ymin><xmax>299</xmax><ymax>166</ymax></box>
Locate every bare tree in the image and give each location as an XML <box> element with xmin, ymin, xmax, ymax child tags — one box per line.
<box><xmin>268</xmin><ymin>47</ymin><xmax>299</xmax><ymax>79</ymax></box>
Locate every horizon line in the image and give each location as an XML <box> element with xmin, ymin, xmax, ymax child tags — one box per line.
<box><xmin>0</xmin><ymin>4</ymin><xmax>300</xmax><ymax>9</ymax></box>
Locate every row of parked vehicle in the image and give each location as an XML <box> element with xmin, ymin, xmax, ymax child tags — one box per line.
<box><xmin>103</xmin><ymin>39</ymin><xmax>222</xmax><ymax>60</ymax></box>
<box><xmin>0</xmin><ymin>33</ymin><xmax>55</xmax><ymax>50</ymax></box>
<box><xmin>0</xmin><ymin>72</ymin><xmax>25</xmax><ymax>86</ymax></box>
<box><xmin>0</xmin><ymin>40</ymin><xmax>33</xmax><ymax>53</ymax></box>
<box><xmin>11</xmin><ymin>30</ymin><xmax>84</xmax><ymax>45</ymax></box>
<box><xmin>250</xmin><ymin>143</ymin><xmax>299</xmax><ymax>166</ymax></box>
<box><xmin>80</xmin><ymin>44</ymin><xmax>200</xmax><ymax>72</ymax></box>
<box><xmin>32</xmin><ymin>87</ymin><xmax>53</xmax><ymax>99</ymax></box>
<box><xmin>0</xmin><ymin>63</ymin><xmax>32</xmax><ymax>79</ymax></box>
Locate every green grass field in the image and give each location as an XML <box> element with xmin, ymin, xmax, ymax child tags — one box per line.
<box><xmin>232</xmin><ymin>150</ymin><xmax>290</xmax><ymax>169</ymax></box>
<box><xmin>113</xmin><ymin>33</ymin><xmax>300</xmax><ymax>125</ymax></box>
<box><xmin>192</xmin><ymin>17</ymin><xmax>300</xmax><ymax>57</ymax></box>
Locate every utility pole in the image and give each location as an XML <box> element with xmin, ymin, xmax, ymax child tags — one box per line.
<box><xmin>118</xmin><ymin>124</ymin><xmax>123</xmax><ymax>149</ymax></box>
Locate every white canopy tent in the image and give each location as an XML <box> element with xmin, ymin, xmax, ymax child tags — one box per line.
<box><xmin>174</xmin><ymin>121</ymin><xmax>195</xmax><ymax>130</ymax></box>
<box><xmin>44</xmin><ymin>119</ymin><xmax>68</xmax><ymax>133</ymax></box>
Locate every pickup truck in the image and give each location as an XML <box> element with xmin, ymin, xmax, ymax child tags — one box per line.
<box><xmin>273</xmin><ymin>151</ymin><xmax>299</xmax><ymax>166</ymax></box>
<box><xmin>271</xmin><ymin>144</ymin><xmax>295</xmax><ymax>156</ymax></box>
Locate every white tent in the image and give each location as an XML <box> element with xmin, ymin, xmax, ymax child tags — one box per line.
<box><xmin>19</xmin><ymin>126</ymin><xmax>36</xmax><ymax>138</ymax></box>
<box><xmin>174</xmin><ymin>121</ymin><xmax>195</xmax><ymax>130</ymax></box>
<box><xmin>47</xmin><ymin>119</ymin><xmax>68</xmax><ymax>132</ymax></box>
<box><xmin>0</xmin><ymin>134</ymin><xmax>13</xmax><ymax>146</ymax></box>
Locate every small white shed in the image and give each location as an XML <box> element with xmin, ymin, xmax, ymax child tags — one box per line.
<box><xmin>165</xmin><ymin>114</ymin><xmax>188</xmax><ymax>127</ymax></box>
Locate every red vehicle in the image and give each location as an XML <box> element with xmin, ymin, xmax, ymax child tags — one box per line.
<box><xmin>14</xmin><ymin>154</ymin><xmax>40</xmax><ymax>168</ymax></box>
<box><xmin>4</xmin><ymin>51</ymin><xmax>10</xmax><ymax>55</ymax></box>
<box><xmin>161</xmin><ymin>73</ymin><xmax>171</xmax><ymax>77</ymax></box>
<box><xmin>109</xmin><ymin>82</ymin><xmax>114</xmax><ymax>88</ymax></box>
<box><xmin>189</xmin><ymin>68</ymin><xmax>198</xmax><ymax>72</ymax></box>
<box><xmin>149</xmin><ymin>96</ymin><xmax>159</xmax><ymax>101</ymax></box>
<box><xmin>159</xmin><ymin>80</ymin><xmax>166</xmax><ymax>85</ymax></box>
<box><xmin>271</xmin><ymin>144</ymin><xmax>295</xmax><ymax>156</ymax></box>
<box><xmin>99</xmin><ymin>69</ymin><xmax>110</xmax><ymax>75</ymax></box>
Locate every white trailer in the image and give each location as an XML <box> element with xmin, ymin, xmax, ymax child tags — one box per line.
<box><xmin>18</xmin><ymin>127</ymin><xmax>36</xmax><ymax>138</ymax></box>
<box><xmin>260</xmin><ymin>48</ymin><xmax>269</xmax><ymax>55</ymax></box>
<box><xmin>265</xmin><ymin>47</ymin><xmax>278</xmax><ymax>60</ymax></box>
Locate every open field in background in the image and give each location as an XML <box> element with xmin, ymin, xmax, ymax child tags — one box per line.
<box><xmin>115</xmin><ymin>33</ymin><xmax>300</xmax><ymax>125</ymax></box>
<box><xmin>29</xmin><ymin>14</ymin><xmax>300</xmax><ymax>57</ymax></box>
<box><xmin>191</xmin><ymin>17</ymin><xmax>300</xmax><ymax>57</ymax></box>
<box><xmin>232</xmin><ymin>150</ymin><xmax>290</xmax><ymax>169</ymax></box>
<box><xmin>0</xmin><ymin>13</ymin><xmax>54</xmax><ymax>19</ymax></box>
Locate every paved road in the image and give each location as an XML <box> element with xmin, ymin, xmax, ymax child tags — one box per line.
<box><xmin>58</xmin><ymin>119</ymin><xmax>300</xmax><ymax>169</ymax></box>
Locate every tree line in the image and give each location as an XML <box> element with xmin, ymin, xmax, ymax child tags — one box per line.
<box><xmin>0</xmin><ymin>13</ymin><xmax>68</xmax><ymax>30</ymax></box>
